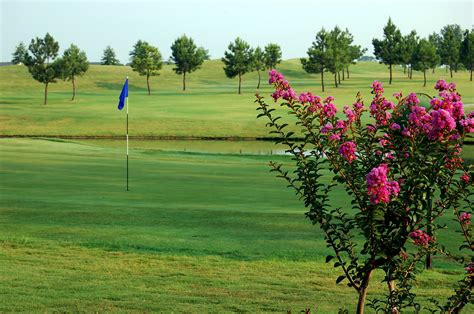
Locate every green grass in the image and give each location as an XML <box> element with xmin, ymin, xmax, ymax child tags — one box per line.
<box><xmin>0</xmin><ymin>60</ymin><xmax>473</xmax><ymax>137</ymax></box>
<box><xmin>0</xmin><ymin>138</ymin><xmax>471</xmax><ymax>312</ymax></box>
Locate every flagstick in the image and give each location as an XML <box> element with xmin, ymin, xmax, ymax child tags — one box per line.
<box><xmin>126</xmin><ymin>77</ymin><xmax>129</xmax><ymax>191</ymax></box>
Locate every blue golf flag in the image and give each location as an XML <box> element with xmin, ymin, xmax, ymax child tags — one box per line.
<box><xmin>118</xmin><ymin>78</ymin><xmax>128</xmax><ymax>110</ymax></box>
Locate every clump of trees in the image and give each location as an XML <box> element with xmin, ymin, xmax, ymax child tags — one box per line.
<box><xmin>222</xmin><ymin>37</ymin><xmax>254</xmax><ymax>94</ymax></box>
<box><xmin>60</xmin><ymin>44</ymin><xmax>89</xmax><ymax>100</ymax></box>
<box><xmin>170</xmin><ymin>35</ymin><xmax>209</xmax><ymax>91</ymax></box>
<box><xmin>129</xmin><ymin>40</ymin><xmax>163</xmax><ymax>95</ymax></box>
<box><xmin>301</xmin><ymin>27</ymin><xmax>365</xmax><ymax>91</ymax></box>
<box><xmin>373</xmin><ymin>19</ymin><xmax>473</xmax><ymax>84</ymax></box>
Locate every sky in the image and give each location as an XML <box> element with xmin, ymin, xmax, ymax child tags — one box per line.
<box><xmin>1</xmin><ymin>0</ymin><xmax>473</xmax><ymax>63</ymax></box>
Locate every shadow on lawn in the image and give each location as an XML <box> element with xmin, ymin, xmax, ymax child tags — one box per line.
<box><xmin>94</xmin><ymin>81</ymin><xmax>147</xmax><ymax>92</ymax></box>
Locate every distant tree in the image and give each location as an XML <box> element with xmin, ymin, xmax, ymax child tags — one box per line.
<box><xmin>439</xmin><ymin>24</ymin><xmax>463</xmax><ymax>77</ymax></box>
<box><xmin>60</xmin><ymin>44</ymin><xmax>89</xmax><ymax>101</ymax></box>
<box><xmin>24</xmin><ymin>33</ymin><xmax>61</xmax><ymax>105</ymax></box>
<box><xmin>301</xmin><ymin>28</ymin><xmax>331</xmax><ymax>92</ymax></box>
<box><xmin>11</xmin><ymin>42</ymin><xmax>28</xmax><ymax>65</ymax></box>
<box><xmin>129</xmin><ymin>40</ymin><xmax>163</xmax><ymax>95</ymax></box>
<box><xmin>428</xmin><ymin>32</ymin><xmax>442</xmax><ymax>73</ymax></box>
<box><xmin>252</xmin><ymin>46</ymin><xmax>266</xmax><ymax>89</ymax></box>
<box><xmin>170</xmin><ymin>35</ymin><xmax>208</xmax><ymax>91</ymax></box>
<box><xmin>413</xmin><ymin>39</ymin><xmax>439</xmax><ymax>87</ymax></box>
<box><xmin>101</xmin><ymin>46</ymin><xmax>121</xmax><ymax>65</ymax></box>
<box><xmin>222</xmin><ymin>37</ymin><xmax>253</xmax><ymax>94</ymax></box>
<box><xmin>372</xmin><ymin>18</ymin><xmax>403</xmax><ymax>84</ymax></box>
<box><xmin>460</xmin><ymin>30</ymin><xmax>474</xmax><ymax>81</ymax></box>
<box><xmin>359</xmin><ymin>55</ymin><xmax>376</xmax><ymax>62</ymax></box>
<box><xmin>264</xmin><ymin>43</ymin><xmax>282</xmax><ymax>69</ymax></box>
<box><xmin>400</xmin><ymin>30</ymin><xmax>419</xmax><ymax>79</ymax></box>
<box><xmin>346</xmin><ymin>45</ymin><xmax>366</xmax><ymax>78</ymax></box>
<box><xmin>328</xmin><ymin>26</ymin><xmax>346</xmax><ymax>87</ymax></box>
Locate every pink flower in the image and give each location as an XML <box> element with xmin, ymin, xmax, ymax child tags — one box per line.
<box><xmin>393</xmin><ymin>92</ymin><xmax>402</xmax><ymax>100</ymax></box>
<box><xmin>272</xmin><ymin>90</ymin><xmax>282</xmax><ymax>101</ymax></box>
<box><xmin>321</xmin><ymin>122</ymin><xmax>333</xmax><ymax>134</ymax></box>
<box><xmin>372</xmin><ymin>81</ymin><xmax>384</xmax><ymax>94</ymax></box>
<box><xmin>343</xmin><ymin>106</ymin><xmax>355</xmax><ymax>123</ymax></box>
<box><xmin>465</xmin><ymin>262</ymin><xmax>474</xmax><ymax>274</ymax></box>
<box><xmin>329</xmin><ymin>134</ymin><xmax>341</xmax><ymax>141</ymax></box>
<box><xmin>338</xmin><ymin>141</ymin><xmax>357</xmax><ymax>164</ymax></box>
<box><xmin>324</xmin><ymin>96</ymin><xmax>334</xmax><ymax>104</ymax></box>
<box><xmin>460</xmin><ymin>116</ymin><xmax>474</xmax><ymax>133</ymax></box>
<box><xmin>406</xmin><ymin>93</ymin><xmax>420</xmax><ymax>106</ymax></box>
<box><xmin>366</xmin><ymin>164</ymin><xmax>399</xmax><ymax>204</ymax></box>
<box><xmin>299</xmin><ymin>92</ymin><xmax>315</xmax><ymax>104</ymax></box>
<box><xmin>282</xmin><ymin>88</ymin><xmax>297</xmax><ymax>101</ymax></box>
<box><xmin>458</xmin><ymin>212</ymin><xmax>471</xmax><ymax>225</ymax></box>
<box><xmin>390</xmin><ymin>123</ymin><xmax>401</xmax><ymax>131</ymax></box>
<box><xmin>428</xmin><ymin>109</ymin><xmax>456</xmax><ymax>141</ymax></box>
<box><xmin>323</xmin><ymin>103</ymin><xmax>338</xmax><ymax>118</ymax></box>
<box><xmin>409</xmin><ymin>229</ymin><xmax>431</xmax><ymax>246</ymax></box>
<box><xmin>435</xmin><ymin>79</ymin><xmax>448</xmax><ymax>91</ymax></box>
<box><xmin>353</xmin><ymin>102</ymin><xmax>364</xmax><ymax>112</ymax></box>
<box><xmin>461</xmin><ymin>173</ymin><xmax>470</xmax><ymax>183</ymax></box>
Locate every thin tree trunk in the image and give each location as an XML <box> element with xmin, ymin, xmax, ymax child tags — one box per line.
<box><xmin>403</xmin><ymin>66</ymin><xmax>406</xmax><ymax>74</ymax></box>
<box><xmin>44</xmin><ymin>82</ymin><xmax>48</xmax><ymax>105</ymax></box>
<box><xmin>388</xmin><ymin>280</ymin><xmax>400</xmax><ymax>314</ymax></box>
<box><xmin>432</xmin><ymin>67</ymin><xmax>435</xmax><ymax>74</ymax></box>
<box><xmin>238</xmin><ymin>73</ymin><xmax>241</xmax><ymax>94</ymax></box>
<box><xmin>450</xmin><ymin>66</ymin><xmax>453</xmax><ymax>78</ymax></box>
<box><xmin>338</xmin><ymin>71</ymin><xmax>341</xmax><ymax>84</ymax></box>
<box><xmin>389</xmin><ymin>64</ymin><xmax>393</xmax><ymax>84</ymax></box>
<box><xmin>71</xmin><ymin>76</ymin><xmax>76</xmax><ymax>101</ymax></box>
<box><xmin>409</xmin><ymin>66</ymin><xmax>413</xmax><ymax>79</ymax></box>
<box><xmin>425</xmin><ymin>189</ymin><xmax>433</xmax><ymax>269</ymax></box>
<box><xmin>346</xmin><ymin>65</ymin><xmax>350</xmax><ymax>79</ymax></box>
<box><xmin>147</xmin><ymin>74</ymin><xmax>151</xmax><ymax>95</ymax></box>
<box><xmin>342</xmin><ymin>68</ymin><xmax>345</xmax><ymax>80</ymax></box>
<box><xmin>470</xmin><ymin>69</ymin><xmax>472</xmax><ymax>81</ymax></box>
<box><xmin>257</xmin><ymin>69</ymin><xmax>261</xmax><ymax>89</ymax></box>
<box><xmin>183</xmin><ymin>72</ymin><xmax>186</xmax><ymax>91</ymax></box>
<box><xmin>423</xmin><ymin>70</ymin><xmax>427</xmax><ymax>87</ymax></box>
<box><xmin>334</xmin><ymin>73</ymin><xmax>338</xmax><ymax>88</ymax></box>
<box><xmin>321</xmin><ymin>71</ymin><xmax>325</xmax><ymax>92</ymax></box>
<box><xmin>356</xmin><ymin>269</ymin><xmax>373</xmax><ymax>314</ymax></box>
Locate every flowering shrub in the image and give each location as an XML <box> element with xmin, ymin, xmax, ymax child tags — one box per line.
<box><xmin>256</xmin><ymin>70</ymin><xmax>473</xmax><ymax>313</ymax></box>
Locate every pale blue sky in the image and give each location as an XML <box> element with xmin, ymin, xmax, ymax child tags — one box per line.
<box><xmin>1</xmin><ymin>0</ymin><xmax>472</xmax><ymax>63</ymax></box>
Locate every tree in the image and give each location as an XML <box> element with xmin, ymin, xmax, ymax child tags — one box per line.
<box><xmin>252</xmin><ymin>46</ymin><xmax>266</xmax><ymax>89</ymax></box>
<box><xmin>264</xmin><ymin>43</ymin><xmax>282</xmax><ymax>69</ymax></box>
<box><xmin>428</xmin><ymin>32</ymin><xmax>442</xmax><ymax>73</ymax></box>
<box><xmin>11</xmin><ymin>42</ymin><xmax>28</xmax><ymax>65</ymax></box>
<box><xmin>129</xmin><ymin>40</ymin><xmax>163</xmax><ymax>95</ymax></box>
<box><xmin>439</xmin><ymin>24</ymin><xmax>463</xmax><ymax>78</ymax></box>
<box><xmin>346</xmin><ymin>45</ymin><xmax>366</xmax><ymax>78</ymax></box>
<box><xmin>413</xmin><ymin>39</ymin><xmax>439</xmax><ymax>87</ymax></box>
<box><xmin>301</xmin><ymin>28</ymin><xmax>330</xmax><ymax>92</ymax></box>
<box><xmin>101</xmin><ymin>46</ymin><xmax>121</xmax><ymax>65</ymax></box>
<box><xmin>460</xmin><ymin>30</ymin><xmax>474</xmax><ymax>81</ymax></box>
<box><xmin>170</xmin><ymin>35</ymin><xmax>208</xmax><ymax>91</ymax></box>
<box><xmin>400</xmin><ymin>30</ymin><xmax>419</xmax><ymax>79</ymax></box>
<box><xmin>24</xmin><ymin>33</ymin><xmax>61</xmax><ymax>105</ymax></box>
<box><xmin>60</xmin><ymin>44</ymin><xmax>89</xmax><ymax>100</ymax></box>
<box><xmin>373</xmin><ymin>18</ymin><xmax>403</xmax><ymax>84</ymax></box>
<box><xmin>328</xmin><ymin>26</ymin><xmax>346</xmax><ymax>87</ymax></box>
<box><xmin>222</xmin><ymin>37</ymin><xmax>253</xmax><ymax>94</ymax></box>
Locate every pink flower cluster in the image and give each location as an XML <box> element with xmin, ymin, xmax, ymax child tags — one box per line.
<box><xmin>338</xmin><ymin>141</ymin><xmax>357</xmax><ymax>164</ymax></box>
<box><xmin>434</xmin><ymin>79</ymin><xmax>456</xmax><ymax>92</ymax></box>
<box><xmin>465</xmin><ymin>262</ymin><xmax>474</xmax><ymax>274</ymax></box>
<box><xmin>369</xmin><ymin>81</ymin><xmax>394</xmax><ymax>126</ymax></box>
<box><xmin>268</xmin><ymin>70</ymin><xmax>296</xmax><ymax>102</ymax></box>
<box><xmin>409</xmin><ymin>229</ymin><xmax>431</xmax><ymax>246</ymax></box>
<box><xmin>458</xmin><ymin>212</ymin><xmax>472</xmax><ymax>225</ymax></box>
<box><xmin>366</xmin><ymin>164</ymin><xmax>400</xmax><ymax>204</ymax></box>
<box><xmin>405</xmin><ymin>93</ymin><xmax>420</xmax><ymax>106</ymax></box>
<box><xmin>461</xmin><ymin>172</ymin><xmax>470</xmax><ymax>183</ymax></box>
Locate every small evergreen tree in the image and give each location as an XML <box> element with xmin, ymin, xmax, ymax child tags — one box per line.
<box><xmin>129</xmin><ymin>40</ymin><xmax>163</xmax><ymax>95</ymax></box>
<box><xmin>11</xmin><ymin>42</ymin><xmax>28</xmax><ymax>65</ymax></box>
<box><xmin>372</xmin><ymin>18</ymin><xmax>403</xmax><ymax>84</ymax></box>
<box><xmin>264</xmin><ymin>43</ymin><xmax>282</xmax><ymax>69</ymax></box>
<box><xmin>170</xmin><ymin>35</ymin><xmax>208</xmax><ymax>91</ymax></box>
<box><xmin>413</xmin><ymin>38</ymin><xmax>439</xmax><ymax>87</ymax></box>
<box><xmin>24</xmin><ymin>33</ymin><xmax>61</xmax><ymax>105</ymax></box>
<box><xmin>222</xmin><ymin>37</ymin><xmax>253</xmax><ymax>94</ymax></box>
<box><xmin>428</xmin><ymin>32</ymin><xmax>442</xmax><ymax>73</ymax></box>
<box><xmin>101</xmin><ymin>46</ymin><xmax>121</xmax><ymax>65</ymax></box>
<box><xmin>60</xmin><ymin>44</ymin><xmax>89</xmax><ymax>100</ymax></box>
<box><xmin>440</xmin><ymin>24</ymin><xmax>463</xmax><ymax>77</ymax></box>
<box><xmin>301</xmin><ymin>28</ymin><xmax>331</xmax><ymax>92</ymax></box>
<box><xmin>252</xmin><ymin>47</ymin><xmax>266</xmax><ymax>89</ymax></box>
<box><xmin>460</xmin><ymin>30</ymin><xmax>474</xmax><ymax>81</ymax></box>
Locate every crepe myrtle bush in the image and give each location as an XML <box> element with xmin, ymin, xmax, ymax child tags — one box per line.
<box><xmin>256</xmin><ymin>70</ymin><xmax>473</xmax><ymax>313</ymax></box>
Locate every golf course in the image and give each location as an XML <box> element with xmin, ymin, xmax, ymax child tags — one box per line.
<box><xmin>1</xmin><ymin>59</ymin><xmax>473</xmax><ymax>312</ymax></box>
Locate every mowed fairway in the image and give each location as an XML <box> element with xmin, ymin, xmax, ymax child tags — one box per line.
<box><xmin>0</xmin><ymin>60</ymin><xmax>473</xmax><ymax>137</ymax></box>
<box><xmin>0</xmin><ymin>138</ymin><xmax>472</xmax><ymax>312</ymax></box>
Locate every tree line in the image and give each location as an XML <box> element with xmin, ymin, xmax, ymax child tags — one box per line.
<box><xmin>10</xmin><ymin>22</ymin><xmax>474</xmax><ymax>104</ymax></box>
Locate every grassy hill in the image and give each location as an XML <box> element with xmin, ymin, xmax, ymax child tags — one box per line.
<box><xmin>1</xmin><ymin>60</ymin><xmax>472</xmax><ymax>137</ymax></box>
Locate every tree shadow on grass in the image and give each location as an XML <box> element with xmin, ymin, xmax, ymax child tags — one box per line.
<box><xmin>94</xmin><ymin>81</ymin><xmax>147</xmax><ymax>92</ymax></box>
